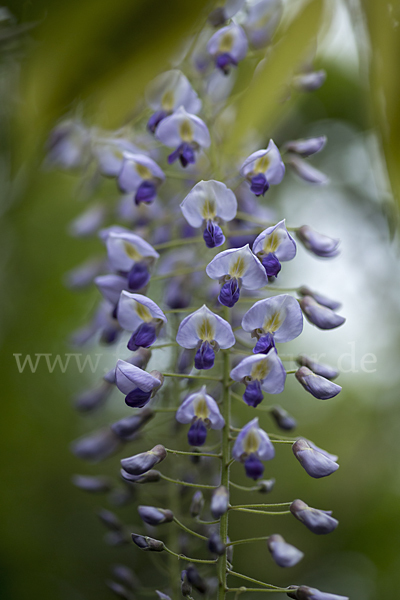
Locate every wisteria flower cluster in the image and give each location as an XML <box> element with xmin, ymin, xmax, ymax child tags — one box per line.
<box><xmin>55</xmin><ymin>3</ymin><xmax>348</xmax><ymax>600</ymax></box>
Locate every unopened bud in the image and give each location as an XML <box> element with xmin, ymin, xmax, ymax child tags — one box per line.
<box><xmin>104</xmin><ymin>348</ymin><xmax>152</xmax><ymax>384</ymax></box>
<box><xmin>121</xmin><ymin>444</ymin><xmax>167</xmax><ymax>475</ymax></box>
<box><xmin>296</xmin><ymin>585</ymin><xmax>348</xmax><ymax>600</ymax></box>
<box><xmin>295</xmin><ymin>367</ymin><xmax>341</xmax><ymax>400</ymax></box>
<box><xmin>292</xmin><ymin>439</ymin><xmax>339</xmax><ymax>478</ymax></box>
<box><xmin>290</xmin><ymin>499</ymin><xmax>338</xmax><ymax>535</ymax></box>
<box><xmin>181</xmin><ymin>570</ymin><xmax>192</xmax><ymax>597</ymax></box>
<box><xmin>111</xmin><ymin>408</ymin><xmax>154</xmax><ymax>441</ymax></box>
<box><xmin>131</xmin><ymin>533</ymin><xmax>164</xmax><ymax>552</ymax></box>
<box><xmin>208</xmin><ymin>532</ymin><xmax>226</xmax><ymax>556</ymax></box>
<box><xmin>296</xmin><ymin>354</ymin><xmax>339</xmax><ymax>380</ymax></box>
<box><xmin>106</xmin><ymin>580</ymin><xmax>132</xmax><ymax>600</ymax></box>
<box><xmin>267</xmin><ymin>534</ymin><xmax>304</xmax><ymax>568</ymax></box>
<box><xmin>71</xmin><ymin>474</ymin><xmax>112</xmax><ymax>493</ymax></box>
<box><xmin>120</xmin><ymin>469</ymin><xmax>161</xmax><ymax>484</ymax></box>
<box><xmin>270</xmin><ymin>406</ymin><xmax>297</xmax><ymax>430</ymax></box>
<box><xmin>97</xmin><ymin>509</ymin><xmax>123</xmax><ymax>531</ymax></box>
<box><xmin>105</xmin><ymin>531</ymin><xmax>130</xmax><ymax>546</ymax></box>
<box><xmin>211</xmin><ymin>485</ymin><xmax>229</xmax><ymax>518</ymax></box>
<box><xmin>74</xmin><ymin>381</ymin><xmax>112</xmax><ymax>412</ymax></box>
<box><xmin>111</xmin><ymin>564</ymin><xmax>139</xmax><ymax>590</ymax></box>
<box><xmin>71</xmin><ymin>428</ymin><xmax>121</xmax><ymax>462</ymax></box>
<box><xmin>190</xmin><ymin>490</ymin><xmax>204</xmax><ymax>517</ymax></box>
<box><xmin>138</xmin><ymin>505</ymin><xmax>174</xmax><ymax>526</ymax></box>
<box><xmin>186</xmin><ymin>565</ymin><xmax>208</xmax><ymax>594</ymax></box>
<box><xmin>257</xmin><ymin>478</ymin><xmax>276</xmax><ymax>494</ymax></box>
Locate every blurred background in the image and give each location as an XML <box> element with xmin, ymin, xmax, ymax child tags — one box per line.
<box><xmin>0</xmin><ymin>1</ymin><xmax>399</xmax><ymax>600</ymax></box>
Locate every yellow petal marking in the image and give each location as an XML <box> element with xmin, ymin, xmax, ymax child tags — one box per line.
<box><xmin>161</xmin><ymin>89</ymin><xmax>174</xmax><ymax>111</ymax></box>
<box><xmin>124</xmin><ymin>242</ymin><xmax>142</xmax><ymax>262</ymax></box>
<box><xmin>243</xmin><ymin>428</ymin><xmax>260</xmax><ymax>454</ymax></box>
<box><xmin>198</xmin><ymin>317</ymin><xmax>215</xmax><ymax>342</ymax></box>
<box><xmin>263</xmin><ymin>229</ymin><xmax>280</xmax><ymax>253</ymax></box>
<box><xmin>201</xmin><ymin>197</ymin><xmax>217</xmax><ymax>220</ymax></box>
<box><xmin>135</xmin><ymin>302</ymin><xmax>153</xmax><ymax>323</ymax></box>
<box><xmin>219</xmin><ymin>32</ymin><xmax>234</xmax><ymax>52</ymax></box>
<box><xmin>263</xmin><ymin>310</ymin><xmax>284</xmax><ymax>333</ymax></box>
<box><xmin>135</xmin><ymin>163</ymin><xmax>152</xmax><ymax>179</ymax></box>
<box><xmin>254</xmin><ymin>153</ymin><xmax>271</xmax><ymax>174</ymax></box>
<box><xmin>193</xmin><ymin>395</ymin><xmax>210</xmax><ymax>420</ymax></box>
<box><xmin>251</xmin><ymin>359</ymin><xmax>269</xmax><ymax>381</ymax></box>
<box><xmin>229</xmin><ymin>254</ymin><xmax>246</xmax><ymax>279</ymax></box>
<box><xmin>179</xmin><ymin>119</ymin><xmax>193</xmax><ymax>142</ymax></box>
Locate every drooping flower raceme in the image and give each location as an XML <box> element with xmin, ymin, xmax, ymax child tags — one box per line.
<box><xmin>176</xmin><ymin>305</ymin><xmax>235</xmax><ymax>369</ymax></box>
<box><xmin>241</xmin><ymin>294</ymin><xmax>303</xmax><ymax>354</ymax></box>
<box><xmin>175</xmin><ymin>386</ymin><xmax>225</xmax><ymax>446</ymax></box>
<box><xmin>146</xmin><ymin>69</ymin><xmax>202</xmax><ymax>133</ymax></box>
<box><xmin>155</xmin><ymin>106</ymin><xmax>211</xmax><ymax>168</ymax></box>
<box><xmin>230</xmin><ymin>350</ymin><xmax>286</xmax><ymax>407</ymax></box>
<box><xmin>206</xmin><ymin>244</ymin><xmax>267</xmax><ymax>307</ymax></box>
<box><xmin>240</xmin><ymin>140</ymin><xmax>285</xmax><ymax>196</ymax></box>
<box><xmin>252</xmin><ymin>220</ymin><xmax>296</xmax><ymax>277</ymax></box>
<box><xmin>207</xmin><ymin>22</ymin><xmax>248</xmax><ymax>74</ymax></box>
<box><xmin>232</xmin><ymin>417</ymin><xmax>275</xmax><ymax>479</ymax></box>
<box><xmin>180</xmin><ymin>180</ymin><xmax>237</xmax><ymax>248</ymax></box>
<box><xmin>117</xmin><ymin>153</ymin><xmax>165</xmax><ymax>205</ymax></box>
<box><xmin>115</xmin><ymin>359</ymin><xmax>164</xmax><ymax>409</ymax></box>
<box><xmin>117</xmin><ymin>291</ymin><xmax>167</xmax><ymax>351</ymax></box>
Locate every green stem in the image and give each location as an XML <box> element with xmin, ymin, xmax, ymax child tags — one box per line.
<box><xmin>162</xmin><ymin>372</ymin><xmax>223</xmax><ymax>382</ymax></box>
<box><xmin>227</xmin><ymin>571</ymin><xmax>288</xmax><ymax>590</ymax></box>
<box><xmin>226</xmin><ymin>588</ymin><xmax>290</xmax><ymax>594</ymax></box>
<box><xmin>226</xmin><ymin>536</ymin><xmax>270</xmax><ymax>546</ymax></box>
<box><xmin>163</xmin><ymin>546</ymin><xmax>217</xmax><ymax>565</ymax></box>
<box><xmin>153</xmin><ymin>237</ymin><xmax>203</xmax><ymax>250</ymax></box>
<box><xmin>229</xmin><ymin>482</ymin><xmax>265</xmax><ymax>492</ymax></box>
<box><xmin>230</xmin><ymin>503</ymin><xmax>291</xmax><ymax>509</ymax></box>
<box><xmin>218</xmin><ymin>312</ymin><xmax>232</xmax><ymax>600</ymax></box>
<box><xmin>229</xmin><ymin>508</ymin><xmax>291</xmax><ymax>516</ymax></box>
<box><xmin>173</xmin><ymin>517</ymin><xmax>208</xmax><ymax>541</ymax></box>
<box><xmin>165</xmin><ymin>448</ymin><xmax>221</xmax><ymax>458</ymax></box>
<box><xmin>159</xmin><ymin>473</ymin><xmax>217</xmax><ymax>490</ymax></box>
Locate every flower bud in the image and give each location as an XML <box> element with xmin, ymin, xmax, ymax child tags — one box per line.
<box><xmin>181</xmin><ymin>570</ymin><xmax>192</xmax><ymax>596</ymax></box>
<box><xmin>295</xmin><ymin>367</ymin><xmax>341</xmax><ymax>400</ymax></box>
<box><xmin>71</xmin><ymin>428</ymin><xmax>121</xmax><ymax>462</ymax></box>
<box><xmin>257</xmin><ymin>478</ymin><xmax>276</xmax><ymax>493</ymax></box>
<box><xmin>292</xmin><ymin>69</ymin><xmax>326</xmax><ymax>92</ymax></box>
<box><xmin>211</xmin><ymin>485</ymin><xmax>229</xmax><ymax>518</ymax></box>
<box><xmin>270</xmin><ymin>406</ymin><xmax>297</xmax><ymax>430</ymax></box>
<box><xmin>121</xmin><ymin>444</ymin><xmax>167</xmax><ymax>475</ymax></box>
<box><xmin>71</xmin><ymin>474</ymin><xmax>112</xmax><ymax>493</ymax></box>
<box><xmin>120</xmin><ymin>469</ymin><xmax>161</xmax><ymax>484</ymax></box>
<box><xmin>138</xmin><ymin>505</ymin><xmax>174</xmax><ymax>526</ymax></box>
<box><xmin>111</xmin><ymin>564</ymin><xmax>139</xmax><ymax>590</ymax></box>
<box><xmin>286</xmin><ymin>585</ymin><xmax>299</xmax><ymax>599</ymax></box>
<box><xmin>186</xmin><ymin>565</ymin><xmax>208</xmax><ymax>593</ymax></box>
<box><xmin>283</xmin><ymin>137</ymin><xmax>326</xmax><ymax>157</ymax></box>
<box><xmin>105</xmin><ymin>531</ymin><xmax>131</xmax><ymax>546</ymax></box>
<box><xmin>292</xmin><ymin>439</ymin><xmax>339</xmax><ymax>478</ymax></box>
<box><xmin>297</xmin><ymin>286</ymin><xmax>341</xmax><ymax>311</ymax></box>
<box><xmin>296</xmin><ymin>354</ymin><xmax>339</xmax><ymax>380</ymax></box>
<box><xmin>97</xmin><ymin>509</ymin><xmax>123</xmax><ymax>531</ymax></box>
<box><xmin>111</xmin><ymin>408</ymin><xmax>154</xmax><ymax>441</ymax></box>
<box><xmin>295</xmin><ymin>585</ymin><xmax>348</xmax><ymax>600</ymax></box>
<box><xmin>190</xmin><ymin>490</ymin><xmax>204</xmax><ymax>517</ymax></box>
<box><xmin>73</xmin><ymin>382</ymin><xmax>113</xmax><ymax>412</ymax></box>
<box><xmin>267</xmin><ymin>534</ymin><xmax>304</xmax><ymax>568</ymax></box>
<box><xmin>296</xmin><ymin>225</ymin><xmax>339</xmax><ymax>258</ymax></box>
<box><xmin>300</xmin><ymin>296</ymin><xmax>345</xmax><ymax>330</ymax></box>
<box><xmin>106</xmin><ymin>580</ymin><xmax>132</xmax><ymax>600</ymax></box>
<box><xmin>290</xmin><ymin>499</ymin><xmax>338</xmax><ymax>535</ymax></box>
<box><xmin>208</xmin><ymin>532</ymin><xmax>226</xmax><ymax>556</ymax></box>
<box><xmin>131</xmin><ymin>533</ymin><xmax>165</xmax><ymax>552</ymax></box>
<box><xmin>104</xmin><ymin>348</ymin><xmax>152</xmax><ymax>384</ymax></box>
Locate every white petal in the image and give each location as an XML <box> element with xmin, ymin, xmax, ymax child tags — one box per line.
<box><xmin>180</xmin><ymin>180</ymin><xmax>237</xmax><ymax>227</ymax></box>
<box><xmin>95</xmin><ymin>274</ymin><xmax>127</xmax><ymax>306</ymax></box>
<box><xmin>115</xmin><ymin>359</ymin><xmax>160</xmax><ymax>394</ymax></box>
<box><xmin>146</xmin><ymin>70</ymin><xmax>202</xmax><ymax>114</ymax></box>
<box><xmin>106</xmin><ymin>232</ymin><xmax>159</xmax><ymax>271</ymax></box>
<box><xmin>117</xmin><ymin>291</ymin><xmax>167</xmax><ymax>331</ymax></box>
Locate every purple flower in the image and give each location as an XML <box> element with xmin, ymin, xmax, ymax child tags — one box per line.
<box><xmin>211</xmin><ymin>486</ymin><xmax>229</xmax><ymax>518</ymax></box>
<box><xmin>138</xmin><ymin>506</ymin><xmax>173</xmax><ymax>526</ymax></box>
<box><xmin>117</xmin><ymin>292</ymin><xmax>167</xmax><ymax>351</ymax></box>
<box><xmin>252</xmin><ymin>220</ymin><xmax>297</xmax><ymax>277</ymax></box>
<box><xmin>240</xmin><ymin>140</ymin><xmax>285</xmax><ymax>196</ymax></box>
<box><xmin>180</xmin><ymin>180</ymin><xmax>237</xmax><ymax>248</ymax></box>
<box><xmin>104</xmin><ymin>348</ymin><xmax>151</xmax><ymax>384</ymax></box>
<box><xmin>95</xmin><ymin>274</ymin><xmax>128</xmax><ymax>306</ymax></box>
<box><xmin>117</xmin><ymin>153</ymin><xmax>165</xmax><ymax>205</ymax></box>
<box><xmin>176</xmin><ymin>386</ymin><xmax>225</xmax><ymax>446</ymax></box>
<box><xmin>105</xmin><ymin>231</ymin><xmax>159</xmax><ymax>291</ymax></box>
<box><xmin>131</xmin><ymin>533</ymin><xmax>164</xmax><ymax>552</ymax></box>
<box><xmin>241</xmin><ymin>294</ymin><xmax>303</xmax><ymax>353</ymax></box>
<box><xmin>296</xmin><ymin>225</ymin><xmax>340</xmax><ymax>258</ymax></box>
<box><xmin>46</xmin><ymin>119</ymin><xmax>90</xmax><ymax>169</ymax></box>
<box><xmin>206</xmin><ymin>244</ymin><xmax>268</xmax><ymax>306</ymax></box>
<box><xmin>288</xmin><ymin>585</ymin><xmax>348</xmax><ymax>600</ymax></box>
<box><xmin>242</xmin><ymin>0</ymin><xmax>283</xmax><ymax>48</ymax></box>
<box><xmin>283</xmin><ymin>137</ymin><xmax>326</xmax><ymax>157</ymax></box>
<box><xmin>145</xmin><ymin>70</ymin><xmax>201</xmax><ymax>132</ymax></box>
<box><xmin>230</xmin><ymin>351</ymin><xmax>286</xmax><ymax>407</ymax></box>
<box><xmin>92</xmin><ymin>136</ymin><xmax>143</xmax><ymax>177</ymax></box>
<box><xmin>111</xmin><ymin>408</ymin><xmax>154</xmax><ymax>441</ymax></box>
<box><xmin>208</xmin><ymin>532</ymin><xmax>226</xmax><ymax>556</ymax></box>
<box><xmin>115</xmin><ymin>359</ymin><xmax>164</xmax><ymax>408</ymax></box>
<box><xmin>295</xmin><ymin>367</ymin><xmax>341</xmax><ymax>399</ymax></box>
<box><xmin>296</xmin><ymin>355</ymin><xmax>339</xmax><ymax>380</ymax></box>
<box><xmin>232</xmin><ymin>417</ymin><xmax>275</xmax><ymax>479</ymax></box>
<box><xmin>155</xmin><ymin>106</ymin><xmax>211</xmax><ymax>167</ymax></box>
<box><xmin>121</xmin><ymin>444</ymin><xmax>167</xmax><ymax>475</ymax></box>
<box><xmin>290</xmin><ymin>499</ymin><xmax>338</xmax><ymax>535</ymax></box>
<box><xmin>267</xmin><ymin>534</ymin><xmax>304</xmax><ymax>568</ymax></box>
<box><xmin>207</xmin><ymin>23</ymin><xmax>248</xmax><ymax>74</ymax></box>
<box><xmin>72</xmin><ymin>474</ymin><xmax>111</xmax><ymax>493</ymax></box>
<box><xmin>176</xmin><ymin>305</ymin><xmax>235</xmax><ymax>370</ymax></box>
<box><xmin>208</xmin><ymin>0</ymin><xmax>246</xmax><ymax>26</ymax></box>
<box><xmin>286</xmin><ymin>155</ymin><xmax>328</xmax><ymax>185</ymax></box>
<box><xmin>270</xmin><ymin>405</ymin><xmax>297</xmax><ymax>430</ymax></box>
<box><xmin>298</xmin><ymin>286</ymin><xmax>341</xmax><ymax>311</ymax></box>
<box><xmin>292</xmin><ymin>438</ymin><xmax>339</xmax><ymax>478</ymax></box>
<box><xmin>292</xmin><ymin>69</ymin><xmax>327</xmax><ymax>92</ymax></box>
<box><xmin>68</xmin><ymin>204</ymin><xmax>106</xmax><ymax>238</ymax></box>
<box><xmin>300</xmin><ymin>296</ymin><xmax>345</xmax><ymax>330</ymax></box>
